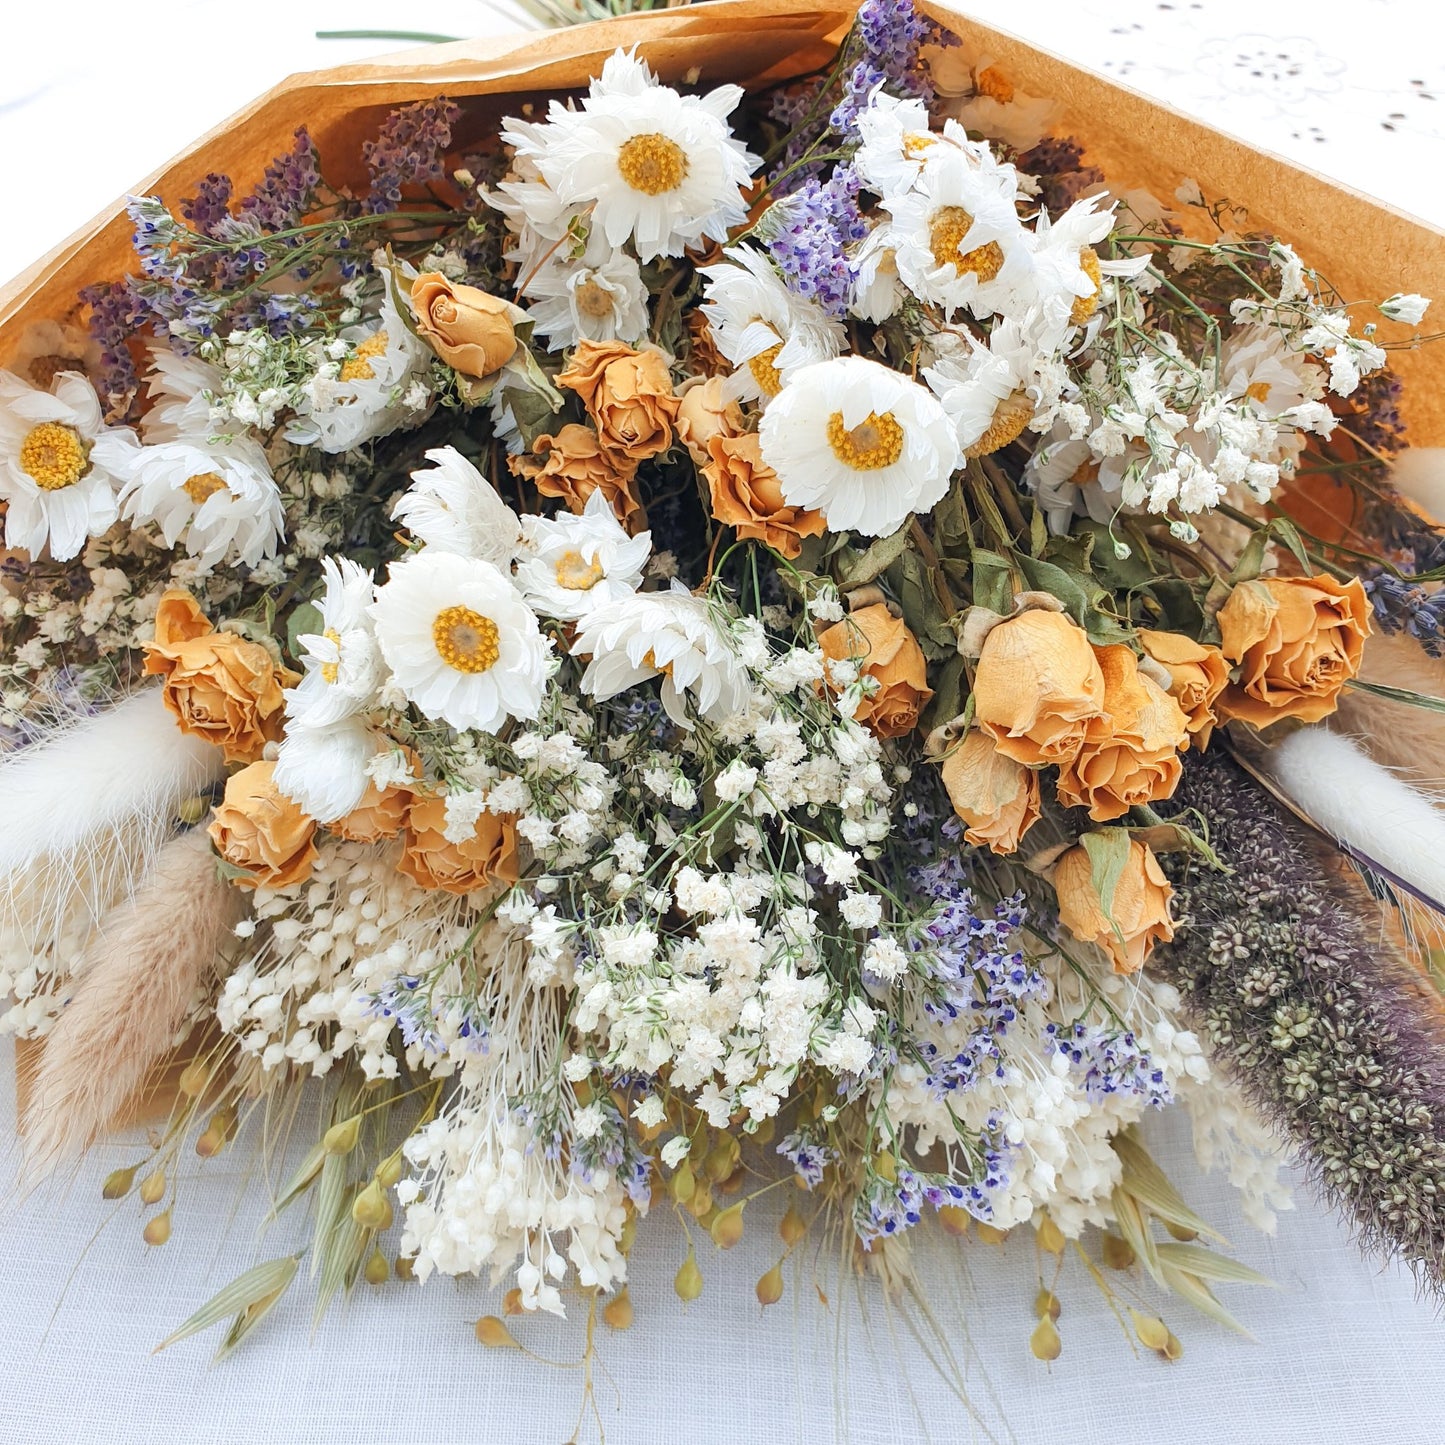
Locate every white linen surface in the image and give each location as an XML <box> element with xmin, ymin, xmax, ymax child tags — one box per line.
<box><xmin>3</xmin><ymin>1</ymin><xmax>1445</xmax><ymax>1441</ymax></box>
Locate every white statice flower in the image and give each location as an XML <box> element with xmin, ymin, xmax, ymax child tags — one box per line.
<box><xmin>287</xmin><ymin>281</ymin><xmax>433</xmax><ymax>453</ymax></box>
<box><xmin>119</xmin><ymin>435</ymin><xmax>283</xmax><ymax>569</ymax></box>
<box><xmin>285</xmin><ymin>556</ymin><xmax>382</xmax><ymax>729</ymax></box>
<box><xmin>700</xmin><ymin>245</ymin><xmax>846</xmax><ymax>404</ymax></box>
<box><xmin>512</xmin><ymin>48</ymin><xmax>758</xmax><ymax>263</ymax></box>
<box><xmin>573</xmin><ymin>581</ymin><xmax>750</xmax><ymax>727</ymax></box>
<box><xmin>370</xmin><ymin>549</ymin><xmax>551</xmax><ymax>732</ymax></box>
<box><xmin>886</xmin><ymin>142</ymin><xmax>1032</xmax><ymax>319</ymax></box>
<box><xmin>273</xmin><ymin>715</ymin><xmax>379</xmax><ymax>823</ymax></box>
<box><xmin>391</xmin><ymin>445</ymin><xmax>521</xmax><ymax>566</ymax></box>
<box><xmin>514</xmin><ymin>489</ymin><xmax>651</xmax><ymax>621</ymax></box>
<box><xmin>758</xmin><ymin>356</ymin><xmax>961</xmax><ymax>536</ymax></box>
<box><xmin>0</xmin><ymin>369</ymin><xmax>139</xmax><ymax>561</ymax></box>
<box><xmin>520</xmin><ymin>242</ymin><xmax>650</xmax><ymax>349</ymax></box>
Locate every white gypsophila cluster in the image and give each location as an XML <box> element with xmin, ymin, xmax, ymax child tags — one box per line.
<box><xmin>217</xmin><ymin>839</ymin><xmax>476</xmax><ymax>1080</ymax></box>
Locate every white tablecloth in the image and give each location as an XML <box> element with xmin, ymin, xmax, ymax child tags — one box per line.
<box><xmin>3</xmin><ymin>3</ymin><xmax>1445</xmax><ymax>1442</ymax></box>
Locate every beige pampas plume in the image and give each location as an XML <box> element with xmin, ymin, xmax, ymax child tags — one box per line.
<box><xmin>20</xmin><ymin>826</ymin><xmax>245</xmax><ymax>1173</ymax></box>
<box><xmin>1332</xmin><ymin>631</ymin><xmax>1445</xmax><ymax>787</ymax></box>
<box><xmin>0</xmin><ymin>686</ymin><xmax>224</xmax><ymax>955</ymax></box>
<box><xmin>1386</xmin><ymin>446</ymin><xmax>1445</xmax><ymax>525</ymax></box>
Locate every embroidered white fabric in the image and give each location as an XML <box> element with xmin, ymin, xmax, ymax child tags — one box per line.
<box><xmin>3</xmin><ymin>1</ymin><xmax>1445</xmax><ymax>1440</ymax></box>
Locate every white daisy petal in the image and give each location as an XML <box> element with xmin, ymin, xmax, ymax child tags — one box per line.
<box><xmin>392</xmin><ymin>445</ymin><xmax>522</xmax><ymax>564</ymax></box>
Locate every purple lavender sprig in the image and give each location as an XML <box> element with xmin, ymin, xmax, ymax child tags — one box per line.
<box><xmin>1158</xmin><ymin>748</ymin><xmax>1445</xmax><ymax>1291</ymax></box>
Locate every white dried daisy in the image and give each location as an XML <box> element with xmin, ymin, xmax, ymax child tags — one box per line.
<box><xmin>848</xmin><ymin>225</ymin><xmax>907</xmax><ymax>325</ymax></box>
<box><xmin>273</xmin><ymin>715</ymin><xmax>379</xmax><ymax>823</ymax></box>
<box><xmin>120</xmin><ymin>435</ymin><xmax>284</xmax><ymax>570</ymax></box>
<box><xmin>758</xmin><ymin>356</ymin><xmax>961</xmax><ymax>537</ymax></box>
<box><xmin>515</xmin><ymin>490</ymin><xmax>651</xmax><ymax>622</ymax></box>
<box><xmin>523</xmin><ymin>48</ymin><xmax>758</xmax><ymax>263</ymax></box>
<box><xmin>392</xmin><ymin>446</ymin><xmax>521</xmax><ymax>566</ymax></box>
<box><xmin>852</xmin><ymin>91</ymin><xmax>943</xmax><ymax>201</ymax></box>
<box><xmin>370</xmin><ymin>549</ymin><xmax>551</xmax><ymax>733</ymax></box>
<box><xmin>573</xmin><ymin>581</ymin><xmax>750</xmax><ymax>727</ymax></box>
<box><xmin>520</xmin><ymin>243</ymin><xmax>650</xmax><ymax>350</ymax></box>
<box><xmin>286</xmin><ymin>556</ymin><xmax>382</xmax><ymax>730</ymax></box>
<box><xmin>141</xmin><ymin>348</ymin><xmax>225</xmax><ymax>442</ymax></box>
<box><xmin>1026</xmin><ymin>194</ymin><xmax>1131</xmax><ymax>345</ymax></box>
<box><xmin>287</xmin><ymin>281</ymin><xmax>433</xmax><ymax>454</ymax></box>
<box><xmin>886</xmin><ymin>144</ymin><xmax>1032</xmax><ymax>320</ymax></box>
<box><xmin>0</xmin><ymin>369</ymin><xmax>139</xmax><ymax>561</ymax></box>
<box><xmin>700</xmin><ymin>246</ymin><xmax>846</xmax><ymax>405</ymax></box>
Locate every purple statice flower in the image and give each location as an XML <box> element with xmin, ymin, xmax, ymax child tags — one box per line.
<box><xmin>855</xmin><ymin>1164</ymin><xmax>926</xmax><ymax>1245</ymax></box>
<box><xmin>237</xmin><ymin>127</ymin><xmax>321</xmax><ymax>233</ymax></box>
<box><xmin>362</xmin><ymin>99</ymin><xmax>460</xmax><ymax>214</ymax></box>
<box><xmin>1018</xmin><ymin>137</ymin><xmax>1106</xmax><ymax>214</ymax></box>
<box><xmin>80</xmin><ymin>278</ymin><xmax>151</xmax><ymax>418</ymax></box>
<box><xmin>830</xmin><ymin>0</ymin><xmax>935</xmax><ymax>135</ymax></box>
<box><xmin>777</xmin><ymin>1127</ymin><xmax>837</xmax><ymax>1189</ymax></box>
<box><xmin>181</xmin><ymin>173</ymin><xmax>235</xmax><ymax>238</ymax></box>
<box><xmin>766</xmin><ymin>169</ymin><xmax>868</xmax><ymax>319</ymax></box>
<box><xmin>1349</xmin><ymin>366</ymin><xmax>1407</xmax><ymax>456</ymax></box>
<box><xmin>367</xmin><ymin>976</ymin><xmax>446</xmax><ymax>1055</ymax></box>
<box><xmin>1045</xmin><ymin>1022</ymin><xmax>1171</xmax><ymax>1108</ymax></box>
<box><xmin>1363</xmin><ymin>570</ymin><xmax>1445</xmax><ymax>657</ymax></box>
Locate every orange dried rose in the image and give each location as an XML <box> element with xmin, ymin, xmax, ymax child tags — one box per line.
<box><xmin>941</xmin><ymin>729</ymin><xmax>1041</xmax><ymax>854</ymax></box>
<box><xmin>1216</xmin><ymin>574</ymin><xmax>1371</xmax><ymax>727</ymax></box>
<box><xmin>142</xmin><ymin>589</ymin><xmax>296</xmax><ymax>764</ymax></box>
<box><xmin>973</xmin><ymin>610</ymin><xmax>1105</xmax><ymax>768</ymax></box>
<box><xmin>558</xmin><ymin>339</ymin><xmax>680</xmax><ymax>462</ymax></box>
<box><xmin>818</xmin><ymin>604</ymin><xmax>933</xmax><ymax>739</ymax></box>
<box><xmin>410</xmin><ymin>272</ymin><xmax>518</xmax><ymax>379</ymax></box>
<box><xmin>1056</xmin><ymin>644</ymin><xmax>1189</xmax><ymax>822</ymax></box>
<box><xmin>1137</xmin><ymin>629</ymin><xmax>1229</xmax><ymax>751</ymax></box>
<box><xmin>676</xmin><ymin>376</ymin><xmax>742</xmax><ymax>465</ymax></box>
<box><xmin>399</xmin><ymin>794</ymin><xmax>521</xmax><ymax>895</ymax></box>
<box><xmin>510</xmin><ymin>424</ymin><xmax>645</xmax><ymax>533</ymax></box>
<box><xmin>685</xmin><ymin>312</ymin><xmax>728</xmax><ymax>377</ymax></box>
<box><xmin>705</xmin><ymin>431</ymin><xmax>825</xmax><ymax>560</ymax></box>
<box><xmin>208</xmin><ymin>761</ymin><xmax>318</xmax><ymax>891</ymax></box>
<box><xmin>330</xmin><ymin>749</ymin><xmax>421</xmax><ymax>843</ymax></box>
<box><xmin>1054</xmin><ymin>837</ymin><xmax>1175</xmax><ymax>974</ymax></box>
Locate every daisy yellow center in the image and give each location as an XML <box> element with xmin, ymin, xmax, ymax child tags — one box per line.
<box><xmin>928</xmin><ymin>207</ymin><xmax>1005</xmax><ymax>283</ymax></box>
<box><xmin>965</xmin><ymin>391</ymin><xmax>1033</xmax><ymax>458</ymax></box>
<box><xmin>641</xmin><ymin>648</ymin><xmax>674</xmax><ymax>678</ymax></box>
<box><xmin>902</xmin><ymin>131</ymin><xmax>936</xmax><ymax>158</ymax></box>
<box><xmin>827</xmin><ymin>410</ymin><xmax>905</xmax><ymax>471</ymax></box>
<box><xmin>617</xmin><ymin>133</ymin><xmax>688</xmax><ymax>196</ymax></box>
<box><xmin>1245</xmin><ymin>380</ymin><xmax>1272</xmax><ymax>403</ymax></box>
<box><xmin>320</xmin><ymin>628</ymin><xmax>342</xmax><ymax>685</ymax></box>
<box><xmin>575</xmin><ymin>279</ymin><xmax>616</xmax><ymax>320</ymax></box>
<box><xmin>1068</xmin><ymin>248</ymin><xmax>1104</xmax><ymax>327</ymax></box>
<box><xmin>747</xmin><ymin>343</ymin><xmax>784</xmax><ymax>397</ymax></box>
<box><xmin>975</xmin><ymin>66</ymin><xmax>1015</xmax><ymax>104</ymax></box>
<box><xmin>19</xmin><ymin>422</ymin><xmax>88</xmax><ymax>492</ymax></box>
<box><xmin>433</xmin><ymin>605</ymin><xmax>501</xmax><ymax>674</ymax></box>
<box><xmin>340</xmin><ymin>331</ymin><xmax>389</xmax><ymax>383</ymax></box>
<box><xmin>554</xmin><ymin>549</ymin><xmax>605</xmax><ymax>592</ymax></box>
<box><xmin>183</xmin><ymin>470</ymin><xmax>228</xmax><ymax>504</ymax></box>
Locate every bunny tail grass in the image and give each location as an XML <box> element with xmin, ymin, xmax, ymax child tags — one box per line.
<box><xmin>0</xmin><ymin>687</ymin><xmax>224</xmax><ymax>948</ymax></box>
<box><xmin>1158</xmin><ymin>748</ymin><xmax>1445</xmax><ymax>1291</ymax></box>
<box><xmin>20</xmin><ymin>826</ymin><xmax>244</xmax><ymax>1173</ymax></box>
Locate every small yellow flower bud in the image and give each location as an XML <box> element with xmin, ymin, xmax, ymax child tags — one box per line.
<box><xmin>323</xmin><ymin>1116</ymin><xmax>362</xmax><ymax>1155</ymax></box>
<box><xmin>176</xmin><ymin>795</ymin><xmax>210</xmax><ymax>826</ymax></box>
<box><xmin>375</xmin><ymin>1153</ymin><xmax>404</xmax><ymax>1189</ymax></box>
<box><xmin>602</xmin><ymin>1288</ymin><xmax>634</xmax><ymax>1331</ymax></box>
<box><xmin>363</xmin><ymin>1244</ymin><xmax>389</xmax><ymax>1286</ymax></box>
<box><xmin>1162</xmin><ymin>1330</ymin><xmax>1184</xmax><ymax>1362</ymax></box>
<box><xmin>1163</xmin><ymin>1219</ymin><xmax>1198</xmax><ymax>1243</ymax></box>
<box><xmin>779</xmin><ymin>1203</ymin><xmax>807</xmax><ymax>1248</ymax></box>
<box><xmin>684</xmin><ymin>1181</ymin><xmax>713</xmax><ymax>1220</ymax></box>
<box><xmin>178</xmin><ymin>1059</ymin><xmax>209</xmax><ymax>1097</ymax></box>
<box><xmin>475</xmin><ymin>1316</ymin><xmax>519</xmax><ymax>1348</ymax></box>
<box><xmin>102</xmin><ymin>1165</ymin><xmax>138</xmax><ymax>1200</ymax></box>
<box><xmin>143</xmin><ymin>1209</ymin><xmax>172</xmax><ymax>1247</ymax></box>
<box><xmin>1030</xmin><ymin>1316</ymin><xmax>1062</xmax><ymax>1361</ymax></box>
<box><xmin>620</xmin><ymin>1214</ymin><xmax>637</xmax><ymax>1255</ymax></box>
<box><xmin>1034</xmin><ymin>1288</ymin><xmax>1061</xmax><ymax>1322</ymax></box>
<box><xmin>1101</xmin><ymin>1234</ymin><xmax>1135</xmax><ymax>1270</ymax></box>
<box><xmin>502</xmin><ymin>1287</ymin><xmax>524</xmax><ymax>1316</ymax></box>
<box><xmin>874</xmin><ymin>1150</ymin><xmax>897</xmax><ymax>1184</ymax></box>
<box><xmin>709</xmin><ymin>1203</ymin><xmax>745</xmax><ymax>1250</ymax></box>
<box><xmin>756</xmin><ymin>1261</ymin><xmax>784</xmax><ymax>1307</ymax></box>
<box><xmin>352</xmin><ymin>1178</ymin><xmax>393</xmax><ymax>1231</ymax></box>
<box><xmin>704</xmin><ymin>1136</ymin><xmax>739</xmax><ymax>1184</ymax></box>
<box><xmin>938</xmin><ymin>1205</ymin><xmax>971</xmax><ymax>1239</ymax></box>
<box><xmin>1129</xmin><ymin>1308</ymin><xmax>1170</xmax><ymax>1352</ymax></box>
<box><xmin>194</xmin><ymin>1126</ymin><xmax>223</xmax><ymax>1159</ymax></box>
<box><xmin>975</xmin><ymin>1222</ymin><xmax>1008</xmax><ymax>1245</ymax></box>
<box><xmin>751</xmin><ymin>1116</ymin><xmax>776</xmax><ymax>1147</ymax></box>
<box><xmin>674</xmin><ymin>1246</ymin><xmax>703</xmax><ymax>1302</ymax></box>
<box><xmin>394</xmin><ymin>1255</ymin><xmax>416</xmax><ymax>1282</ymax></box>
<box><xmin>717</xmin><ymin>1165</ymin><xmax>747</xmax><ymax>1196</ymax></box>
<box><xmin>139</xmin><ymin>1169</ymin><xmax>166</xmax><ymax>1206</ymax></box>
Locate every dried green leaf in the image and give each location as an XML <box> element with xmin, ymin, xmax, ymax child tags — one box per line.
<box><xmin>154</xmin><ymin>1255</ymin><xmax>300</xmax><ymax>1354</ymax></box>
<box><xmin>1080</xmin><ymin>829</ymin><xmax>1132</xmax><ymax>951</ymax></box>
<box><xmin>1156</xmin><ymin>1243</ymin><xmax>1276</xmax><ymax>1288</ymax></box>
<box><xmin>836</xmin><ymin>523</ymin><xmax>911</xmax><ymax>589</ymax></box>
<box><xmin>1346</xmin><ymin>678</ymin><xmax>1445</xmax><ymax>715</ymax></box>
<box><xmin>970</xmin><ymin>548</ymin><xmax>1014</xmax><ymax>616</ymax></box>
<box><xmin>310</xmin><ymin>1150</ymin><xmax>349</xmax><ymax>1281</ymax></box>
<box><xmin>284</xmin><ymin>602</ymin><xmax>324</xmax><ymax>667</ymax></box>
<box><xmin>267</xmin><ymin>1142</ymin><xmax>326</xmax><ymax>1222</ymax></box>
